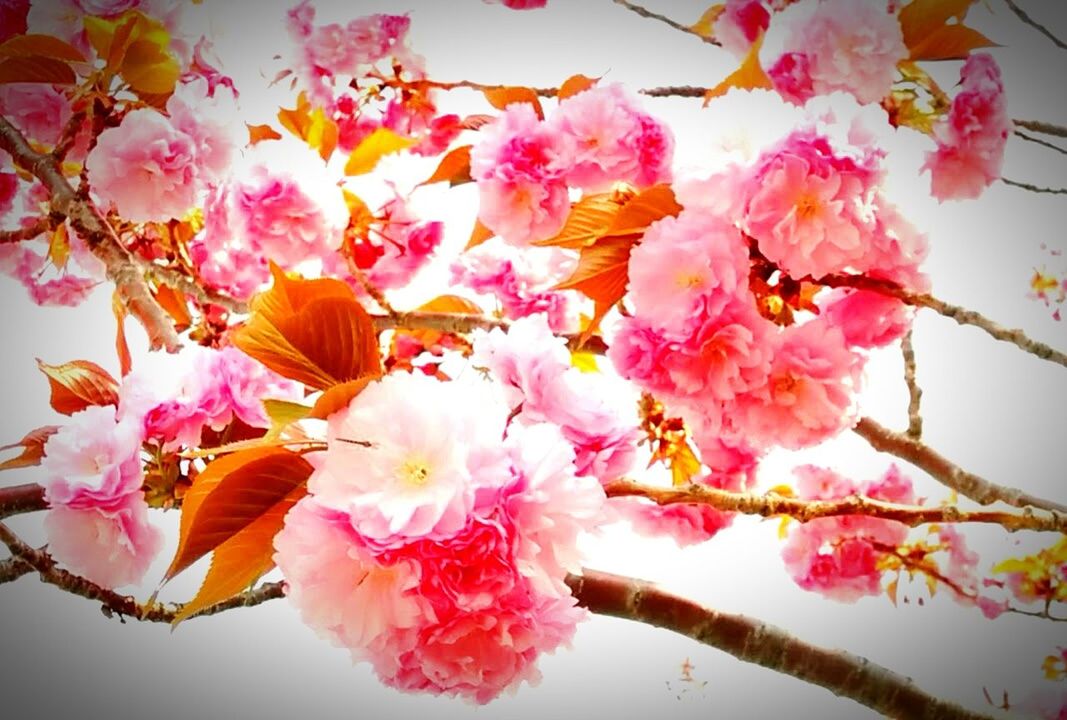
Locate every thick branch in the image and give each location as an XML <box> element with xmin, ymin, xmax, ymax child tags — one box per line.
<box><xmin>902</xmin><ymin>330</ymin><xmax>923</xmax><ymax>439</ymax></box>
<box><xmin>604</xmin><ymin>479</ymin><xmax>1067</xmax><ymax>533</ymax></box>
<box><xmin>0</xmin><ymin>555</ymin><xmax>32</xmax><ymax>584</ymax></box>
<box><xmin>853</xmin><ymin>417</ymin><xmax>1067</xmax><ymax>514</ymax></box>
<box><xmin>821</xmin><ymin>274</ymin><xmax>1067</xmax><ymax>369</ymax></box>
<box><xmin>1002</xmin><ymin>0</ymin><xmax>1067</xmax><ymax>50</ymax></box>
<box><xmin>0</xmin><ymin>483</ymin><xmax>47</xmax><ymax>520</ymax></box>
<box><xmin>1013</xmin><ymin>119</ymin><xmax>1067</xmax><ymax>138</ymax></box>
<box><xmin>1001</xmin><ymin>177</ymin><xmax>1067</xmax><ymax>195</ymax></box>
<box><xmin>566</xmin><ymin>569</ymin><xmax>997</xmax><ymax>720</ymax></box>
<box><xmin>0</xmin><ymin>522</ymin><xmax>284</xmax><ymax>622</ymax></box>
<box><xmin>0</xmin><ymin>115</ymin><xmax>180</xmax><ymax>352</ymax></box>
<box><xmin>610</xmin><ymin>0</ymin><xmax>721</xmax><ymax>46</ymax></box>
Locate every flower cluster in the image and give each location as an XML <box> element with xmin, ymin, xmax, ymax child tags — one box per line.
<box><xmin>470</xmin><ymin>84</ymin><xmax>673</xmax><ymax>245</ymax></box>
<box><xmin>274</xmin><ymin>371</ymin><xmax>604</xmax><ymax>703</ymax></box>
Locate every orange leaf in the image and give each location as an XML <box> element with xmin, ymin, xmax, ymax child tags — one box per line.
<box><xmin>0</xmin><ymin>34</ymin><xmax>85</xmax><ymax>62</ymax></box>
<box><xmin>232</xmin><ymin>264</ymin><xmax>381</xmax><ymax>390</ymax></box>
<box><xmin>344</xmin><ymin>127</ymin><xmax>415</xmax><ymax>176</ymax></box>
<box><xmin>306</xmin><ymin>106</ymin><xmax>339</xmax><ymax>161</ymax></box>
<box><xmin>164</xmin><ymin>446</ymin><xmax>313</xmax><ymax>582</ymax></box>
<box><xmin>669</xmin><ymin>440</ymin><xmax>702</xmax><ymax>487</ymax></box>
<box><xmin>36</xmin><ymin>359</ymin><xmax>119</xmax><ymax>416</ymax></box>
<box><xmin>277</xmin><ymin>92</ymin><xmax>311</xmax><ymax>138</ymax></box>
<box><xmin>247</xmin><ymin>123</ymin><xmax>282</xmax><ymax>145</ymax></box>
<box><xmin>172</xmin><ymin>482</ymin><xmax>306</xmax><ymax>624</ymax></box>
<box><xmin>419</xmin><ymin>144</ymin><xmax>473</xmax><ymax>187</ymax></box>
<box><xmin>152</xmin><ymin>284</ymin><xmax>192</xmax><ymax>331</ymax></box>
<box><xmin>690</xmin><ymin>4</ymin><xmax>725</xmax><ymax>39</ymax></box>
<box><xmin>536</xmin><ymin>192</ymin><xmax>630</xmax><ymax>249</ymax></box>
<box><xmin>390</xmin><ymin>294</ymin><xmax>486</xmax><ymax>355</ymax></box>
<box><xmin>886</xmin><ymin>577</ymin><xmax>899</xmax><ymax>607</ymax></box>
<box><xmin>605</xmin><ymin>184</ymin><xmax>683</xmax><ymax>237</ymax></box>
<box><xmin>898</xmin><ymin>0</ymin><xmax>977</xmax><ymax>51</ymax></box>
<box><xmin>0</xmin><ymin>426</ymin><xmax>60</xmax><ymax>472</ymax></box>
<box><xmin>908</xmin><ymin>23</ymin><xmax>997</xmax><ymax>61</ymax></box>
<box><xmin>0</xmin><ymin>56</ymin><xmax>76</xmax><ymax>84</ymax></box>
<box><xmin>558</xmin><ymin>73</ymin><xmax>598</xmax><ymax>101</ymax></box>
<box><xmin>308</xmin><ymin>375</ymin><xmax>377</xmax><ymax>420</ymax></box>
<box><xmin>555</xmin><ymin>234</ymin><xmax>639</xmax><ymax>304</ymax></box>
<box><xmin>483</xmin><ymin>86</ymin><xmax>544</xmax><ymax>120</ymax></box>
<box><xmin>704</xmin><ymin>34</ymin><xmax>771</xmax><ymax>105</ymax></box>
<box><xmin>466</xmin><ymin>219</ymin><xmax>495</xmax><ymax>251</ymax></box>
<box><xmin>112</xmin><ymin>291</ymin><xmax>132</xmax><ymax>377</ymax></box>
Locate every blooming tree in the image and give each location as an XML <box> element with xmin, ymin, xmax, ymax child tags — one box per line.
<box><xmin>0</xmin><ymin>0</ymin><xmax>1065</xmax><ymax>717</ymax></box>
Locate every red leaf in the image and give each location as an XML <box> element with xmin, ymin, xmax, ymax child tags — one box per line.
<box><xmin>419</xmin><ymin>144</ymin><xmax>473</xmax><ymax>187</ymax></box>
<box><xmin>36</xmin><ymin>359</ymin><xmax>119</xmax><ymax>416</ymax></box>
<box><xmin>0</xmin><ymin>34</ymin><xmax>85</xmax><ymax>62</ymax></box>
<box><xmin>554</xmin><ymin>233</ymin><xmax>639</xmax><ymax>304</ymax></box>
<box><xmin>0</xmin><ymin>426</ymin><xmax>60</xmax><ymax>472</ymax></box>
<box><xmin>908</xmin><ymin>24</ymin><xmax>998</xmax><ymax>61</ymax></box>
<box><xmin>112</xmin><ymin>291</ymin><xmax>132</xmax><ymax>377</ymax></box>
<box><xmin>558</xmin><ymin>73</ymin><xmax>598</xmax><ymax>100</ymax></box>
<box><xmin>0</xmin><ymin>56</ymin><xmax>76</xmax><ymax>84</ymax></box>
<box><xmin>898</xmin><ymin>0</ymin><xmax>978</xmax><ymax>50</ymax></box>
<box><xmin>483</xmin><ymin>86</ymin><xmax>544</xmax><ymax>120</ymax></box>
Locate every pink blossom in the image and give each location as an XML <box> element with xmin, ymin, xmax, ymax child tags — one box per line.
<box><xmin>470</xmin><ymin>104</ymin><xmax>574</xmax><ymax>244</ymax></box>
<box><xmin>628</xmin><ymin>209</ymin><xmax>749</xmax><ymax>336</ymax></box>
<box><xmin>86</xmin><ymin>110</ymin><xmax>201</xmax><ymax>223</ymax></box>
<box><xmin>341</xmin><ymin>194</ymin><xmax>443</xmax><ymax>290</ymax></box>
<box><xmin>0</xmin><ymin>171</ymin><xmax>15</xmax><ymax>218</ymax></box>
<box><xmin>821</xmin><ymin>289</ymin><xmax>911</xmax><ymax>349</ymax></box>
<box><xmin>549</xmin><ymin>84</ymin><xmax>673</xmax><ymax>191</ymax></box>
<box><xmin>166</xmin><ymin>79</ymin><xmax>239</xmax><ymax>183</ymax></box>
<box><xmin>309</xmin><ymin>372</ymin><xmax>506</xmax><ymax>546</ymax></box>
<box><xmin>273</xmin><ymin>498</ymin><xmax>428</xmax><ymax>653</ymax></box>
<box><xmin>483</xmin><ymin>0</ymin><xmax>548</xmax><ymax>8</ymax></box>
<box><xmin>44</xmin><ymin>493</ymin><xmax>163</xmax><ymax>589</ymax></box>
<box><xmin>0</xmin><ymin>84</ymin><xmax>71</xmax><ymax>146</ymax></box>
<box><xmin>761</xmin><ymin>0</ymin><xmax>906</xmax><ymax>105</ymax></box>
<box><xmin>715</xmin><ymin>0</ymin><xmax>770</xmax><ymax>58</ymax></box>
<box><xmin>766</xmin><ymin>52</ymin><xmax>816</xmax><ymax>106</ymax></box>
<box><xmin>28</xmin><ymin>274</ymin><xmax>99</xmax><ymax>306</ymax></box>
<box><xmin>744</xmin><ymin>129</ymin><xmax>879</xmax><ymax>279</ymax></box>
<box><xmin>607</xmin><ymin>318</ymin><xmax>679</xmax><ymax>396</ymax></box>
<box><xmin>471</xmin><ymin>314</ymin><xmax>571</xmax><ymax>411</ymax></box>
<box><xmin>793</xmin><ymin>464</ymin><xmax>856</xmax><ymax>501</ymax></box>
<box><xmin>41</xmin><ymin>405</ymin><xmax>144</xmax><ymax>510</ymax></box>
<box><xmin>923</xmin><ymin>54</ymin><xmax>1010</xmax><ymax>201</ymax></box>
<box><xmin>734</xmin><ymin>319</ymin><xmax>861</xmax><ymax>450</ymax></box>
<box><xmin>857</xmin><ymin>196</ymin><xmax>930</xmax><ymax>291</ymax></box>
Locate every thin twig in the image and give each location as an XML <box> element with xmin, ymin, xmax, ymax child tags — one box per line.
<box><xmin>0</xmin><ymin>522</ymin><xmax>284</xmax><ymax>622</ymax></box>
<box><xmin>0</xmin><ymin>115</ymin><xmax>181</xmax><ymax>352</ymax></box>
<box><xmin>820</xmin><ymin>274</ymin><xmax>1067</xmax><ymax>369</ymax></box>
<box><xmin>1001</xmin><ymin>177</ymin><xmax>1067</xmax><ymax>195</ymax></box>
<box><xmin>1013</xmin><ymin>119</ymin><xmax>1067</xmax><ymax>139</ymax></box>
<box><xmin>0</xmin><ymin>217</ymin><xmax>54</xmax><ymax>245</ymax></box>
<box><xmin>51</xmin><ymin>108</ymin><xmax>88</xmax><ymax>162</ymax></box>
<box><xmin>853</xmin><ymin>417</ymin><xmax>1067</xmax><ymax>514</ymax></box>
<box><xmin>566</xmin><ymin>569</ymin><xmax>998</xmax><ymax>720</ymax></box>
<box><xmin>639</xmin><ymin>84</ymin><xmax>707</xmax><ymax>98</ymax></box>
<box><xmin>1013</xmin><ymin>130</ymin><xmax>1067</xmax><ymax>156</ymax></box>
<box><xmin>610</xmin><ymin>0</ymin><xmax>721</xmax><ymax>46</ymax></box>
<box><xmin>603</xmin><ymin>479</ymin><xmax>1067</xmax><ymax>533</ymax></box>
<box><xmin>346</xmin><ymin>257</ymin><xmax>398</xmax><ymax>317</ymax></box>
<box><xmin>902</xmin><ymin>330</ymin><xmax>924</xmax><ymax>439</ymax></box>
<box><xmin>1002</xmin><ymin>0</ymin><xmax>1067</xmax><ymax>50</ymax></box>
<box><xmin>425</xmin><ymin>79</ymin><xmax>558</xmax><ymax>97</ymax></box>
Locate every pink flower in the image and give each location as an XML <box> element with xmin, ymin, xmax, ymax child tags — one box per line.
<box><xmin>309</xmin><ymin>372</ymin><xmax>506</xmax><ymax>546</ymax></box>
<box><xmin>821</xmin><ymin>289</ymin><xmax>911</xmax><ymax>349</ymax></box>
<box><xmin>470</xmin><ymin>104</ymin><xmax>574</xmax><ymax>244</ymax></box>
<box><xmin>628</xmin><ymin>209</ymin><xmax>749</xmax><ymax>336</ymax></box>
<box><xmin>549</xmin><ymin>84</ymin><xmax>673</xmax><ymax>191</ymax></box>
<box><xmin>762</xmin><ymin>0</ymin><xmax>906</xmax><ymax>105</ymax></box>
<box><xmin>41</xmin><ymin>405</ymin><xmax>144</xmax><ymax>509</ymax></box>
<box><xmin>923</xmin><ymin>54</ymin><xmax>1010</xmax><ymax>202</ymax></box>
<box><xmin>338</xmin><ymin>193</ymin><xmax>443</xmax><ymax>290</ymax></box>
<box><xmin>273</xmin><ymin>499</ymin><xmax>428</xmax><ymax>653</ymax></box>
<box><xmin>607</xmin><ymin>318</ymin><xmax>679</xmax><ymax>396</ymax></box>
<box><xmin>166</xmin><ymin>79</ymin><xmax>239</xmax><ymax>183</ymax></box>
<box><xmin>734</xmin><ymin>319</ymin><xmax>861</xmax><ymax>450</ymax></box>
<box><xmin>744</xmin><ymin>129</ymin><xmax>879</xmax><ymax>279</ymax></box>
<box><xmin>793</xmin><ymin>464</ymin><xmax>856</xmax><ymax>501</ymax></box>
<box><xmin>86</xmin><ymin>110</ymin><xmax>202</xmax><ymax>223</ymax></box>
<box><xmin>0</xmin><ymin>171</ymin><xmax>16</xmax><ymax>218</ymax></box>
<box><xmin>0</xmin><ymin>84</ymin><xmax>71</xmax><ymax>146</ymax></box>
<box><xmin>483</xmin><ymin>0</ymin><xmax>548</xmax><ymax>8</ymax></box>
<box><xmin>715</xmin><ymin>0</ymin><xmax>770</xmax><ymax>58</ymax></box>
<box><xmin>857</xmin><ymin>196</ymin><xmax>930</xmax><ymax>291</ymax></box>
<box><xmin>471</xmin><ymin>313</ymin><xmax>571</xmax><ymax>411</ymax></box>
<box><xmin>44</xmin><ymin>493</ymin><xmax>163</xmax><ymax>589</ymax></box>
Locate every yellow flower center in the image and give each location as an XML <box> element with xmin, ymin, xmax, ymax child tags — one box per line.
<box><xmin>795</xmin><ymin>194</ymin><xmax>820</xmax><ymax>221</ymax></box>
<box><xmin>675</xmin><ymin>271</ymin><xmax>705</xmax><ymax>289</ymax></box>
<box><xmin>397</xmin><ymin>457</ymin><xmax>431</xmax><ymax>487</ymax></box>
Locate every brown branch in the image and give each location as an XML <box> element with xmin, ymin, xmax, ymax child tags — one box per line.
<box><xmin>0</xmin><ymin>555</ymin><xmax>32</xmax><ymax>584</ymax></box>
<box><xmin>902</xmin><ymin>330</ymin><xmax>924</xmax><ymax>439</ymax></box>
<box><xmin>566</xmin><ymin>569</ymin><xmax>998</xmax><ymax>720</ymax></box>
<box><xmin>136</xmin><ymin>260</ymin><xmax>248</xmax><ymax>315</ymax></box>
<box><xmin>0</xmin><ymin>217</ymin><xmax>54</xmax><ymax>245</ymax></box>
<box><xmin>1013</xmin><ymin>119</ymin><xmax>1067</xmax><ymax>139</ymax></box>
<box><xmin>603</xmin><ymin>479</ymin><xmax>1067</xmax><ymax>533</ymax></box>
<box><xmin>0</xmin><ymin>521</ymin><xmax>284</xmax><ymax>622</ymax></box>
<box><xmin>346</xmin><ymin>256</ymin><xmax>398</xmax><ymax>317</ymax></box>
<box><xmin>0</xmin><ymin>483</ymin><xmax>47</xmax><ymax>520</ymax></box>
<box><xmin>853</xmin><ymin>417</ymin><xmax>1067</xmax><ymax>514</ymax></box>
<box><xmin>425</xmin><ymin>79</ymin><xmax>558</xmax><ymax>97</ymax></box>
<box><xmin>0</xmin><ymin>115</ymin><xmax>181</xmax><ymax>352</ymax></box>
<box><xmin>639</xmin><ymin>84</ymin><xmax>707</xmax><ymax>98</ymax></box>
<box><xmin>1013</xmin><ymin>130</ymin><xmax>1067</xmax><ymax>156</ymax></box>
<box><xmin>820</xmin><ymin>274</ymin><xmax>1067</xmax><ymax>369</ymax></box>
<box><xmin>1001</xmin><ymin>177</ymin><xmax>1067</xmax><ymax>195</ymax></box>
<box><xmin>51</xmin><ymin>107</ymin><xmax>88</xmax><ymax>162</ymax></box>
<box><xmin>610</xmin><ymin>0</ymin><xmax>721</xmax><ymax>47</ymax></box>
<box><xmin>1002</xmin><ymin>0</ymin><xmax>1067</xmax><ymax>50</ymax></box>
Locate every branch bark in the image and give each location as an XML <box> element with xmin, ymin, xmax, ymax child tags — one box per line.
<box><xmin>610</xmin><ymin>0</ymin><xmax>720</xmax><ymax>46</ymax></box>
<box><xmin>902</xmin><ymin>330</ymin><xmax>923</xmax><ymax>439</ymax></box>
<box><xmin>1013</xmin><ymin>119</ymin><xmax>1067</xmax><ymax>138</ymax></box>
<box><xmin>1001</xmin><ymin>177</ymin><xmax>1067</xmax><ymax>195</ymax></box>
<box><xmin>853</xmin><ymin>417</ymin><xmax>1067</xmax><ymax>514</ymax></box>
<box><xmin>0</xmin><ymin>483</ymin><xmax>47</xmax><ymax>520</ymax></box>
<box><xmin>566</xmin><ymin>569</ymin><xmax>998</xmax><ymax>720</ymax></box>
<box><xmin>0</xmin><ymin>217</ymin><xmax>54</xmax><ymax>245</ymax></box>
<box><xmin>1002</xmin><ymin>0</ymin><xmax>1067</xmax><ymax>50</ymax></box>
<box><xmin>604</xmin><ymin>478</ymin><xmax>1067</xmax><ymax>532</ymax></box>
<box><xmin>1013</xmin><ymin>129</ymin><xmax>1067</xmax><ymax>156</ymax></box>
<box><xmin>0</xmin><ymin>115</ymin><xmax>181</xmax><ymax>352</ymax></box>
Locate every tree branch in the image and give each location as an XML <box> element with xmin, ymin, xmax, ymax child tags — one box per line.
<box><xmin>0</xmin><ymin>521</ymin><xmax>284</xmax><ymax>622</ymax></box>
<box><xmin>1013</xmin><ymin>129</ymin><xmax>1067</xmax><ymax>156</ymax></box>
<box><xmin>1013</xmin><ymin>119</ymin><xmax>1067</xmax><ymax>139</ymax></box>
<box><xmin>603</xmin><ymin>479</ymin><xmax>1067</xmax><ymax>533</ymax></box>
<box><xmin>0</xmin><ymin>483</ymin><xmax>47</xmax><ymax>520</ymax></box>
<box><xmin>820</xmin><ymin>274</ymin><xmax>1067</xmax><ymax>369</ymax></box>
<box><xmin>853</xmin><ymin>417</ymin><xmax>1067</xmax><ymax>514</ymax></box>
<box><xmin>1001</xmin><ymin>177</ymin><xmax>1067</xmax><ymax>195</ymax></box>
<box><xmin>610</xmin><ymin>0</ymin><xmax>721</xmax><ymax>46</ymax></box>
<box><xmin>0</xmin><ymin>115</ymin><xmax>181</xmax><ymax>352</ymax></box>
<box><xmin>0</xmin><ymin>217</ymin><xmax>54</xmax><ymax>245</ymax></box>
<box><xmin>902</xmin><ymin>330</ymin><xmax>924</xmax><ymax>439</ymax></box>
<box><xmin>0</xmin><ymin>555</ymin><xmax>32</xmax><ymax>584</ymax></box>
<box><xmin>566</xmin><ymin>569</ymin><xmax>998</xmax><ymax>720</ymax></box>
<box><xmin>1002</xmin><ymin>0</ymin><xmax>1067</xmax><ymax>50</ymax></box>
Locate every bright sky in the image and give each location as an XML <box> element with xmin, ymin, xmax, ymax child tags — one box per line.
<box><xmin>1</xmin><ymin>2</ymin><xmax>1066</xmax><ymax>719</ymax></box>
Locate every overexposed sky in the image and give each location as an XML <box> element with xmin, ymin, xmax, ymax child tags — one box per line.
<box><xmin>1</xmin><ymin>2</ymin><xmax>1066</xmax><ymax>718</ymax></box>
